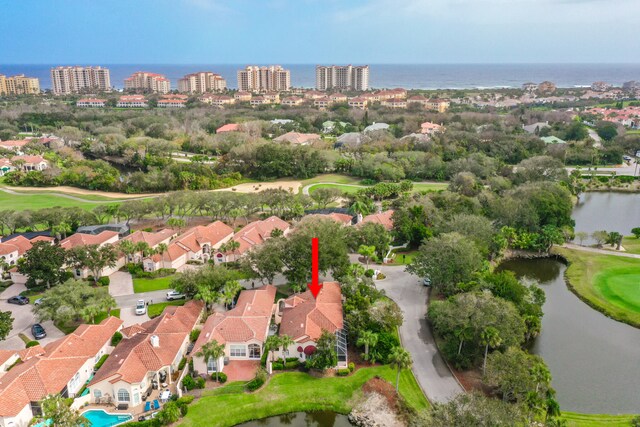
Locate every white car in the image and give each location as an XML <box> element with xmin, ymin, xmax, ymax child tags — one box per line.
<box><xmin>135</xmin><ymin>300</ymin><xmax>146</xmax><ymax>315</ymax></box>
<box><xmin>166</xmin><ymin>290</ymin><xmax>185</xmax><ymax>301</ymax></box>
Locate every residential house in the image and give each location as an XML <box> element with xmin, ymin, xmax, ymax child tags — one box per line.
<box><xmin>304</xmin><ymin>90</ymin><xmax>326</xmax><ymax>100</ymax></box>
<box><xmin>200</xmin><ymin>94</ymin><xmax>235</xmax><ymax>107</ymax></box>
<box><xmin>381</xmin><ymin>98</ymin><xmax>407</xmax><ymax>109</ymax></box>
<box><xmin>60</xmin><ymin>231</ymin><xmax>122</xmax><ymax>278</ymax></box>
<box><xmin>76</xmin><ymin>98</ymin><xmax>106</xmax><ymax>108</ymax></box>
<box><xmin>273</xmin><ymin>132</ymin><xmax>321</xmax><ymax>145</ymax></box>
<box><xmin>263</xmin><ymin>93</ymin><xmax>280</xmax><ymax>104</ymax></box>
<box><xmin>250</xmin><ymin>96</ymin><xmax>267</xmax><ymax>106</ymax></box>
<box><xmin>216</xmin><ymin>123</ymin><xmax>240</xmax><ymax>133</ymax></box>
<box><xmin>6</xmin><ymin>155</ymin><xmax>49</xmax><ymax>172</ymax></box>
<box><xmin>425</xmin><ymin>98</ymin><xmax>450</xmax><ymax>113</ymax></box>
<box><xmin>0</xmin><ymin>140</ymin><xmax>29</xmax><ymax>153</ymax></box>
<box><xmin>121</xmin><ymin>229</ymin><xmax>176</xmax><ymax>263</ymax></box>
<box><xmin>329</xmin><ymin>93</ymin><xmax>347</xmax><ymax>103</ymax></box>
<box><xmin>0</xmin><ymin>235</ymin><xmax>53</xmax><ymax>277</ymax></box>
<box><xmin>363</xmin><ymin>122</ymin><xmax>390</xmax><ymax>133</ymax></box>
<box><xmin>522</xmin><ymin>121</ymin><xmax>550</xmax><ymax>134</ymax></box>
<box><xmin>157</xmin><ymin>99</ymin><xmax>186</xmax><ymax>108</ymax></box>
<box><xmin>0</xmin><ymin>317</ymin><xmax>123</xmax><ymax>427</ymax></box>
<box><xmin>314</xmin><ymin>97</ymin><xmax>332</xmax><ymax>109</ymax></box>
<box><xmin>276</xmin><ymin>282</ymin><xmax>346</xmax><ymax>367</ymax></box>
<box><xmin>226</xmin><ymin>217</ymin><xmax>290</xmax><ymax>262</ymax></box>
<box><xmin>88</xmin><ymin>302</ymin><xmax>203</xmax><ymax>409</ymax></box>
<box><xmin>117</xmin><ymin>95</ymin><xmax>148</xmax><ymax>108</ymax></box>
<box><xmin>348</xmin><ymin>97</ymin><xmax>368</xmax><ymax>109</ymax></box>
<box><xmin>143</xmin><ymin>221</ymin><xmax>233</xmax><ymax>271</ymax></box>
<box><xmin>0</xmin><ymin>159</ymin><xmax>13</xmax><ymax>176</ymax></box>
<box><xmin>420</xmin><ymin>121</ymin><xmax>444</xmax><ymax>136</ymax></box>
<box><xmin>360</xmin><ymin>210</ymin><xmax>394</xmax><ymax>231</ymax></box>
<box><xmin>281</xmin><ymin>96</ymin><xmax>304</xmax><ymax>107</ymax></box>
<box><xmin>234</xmin><ymin>91</ymin><xmax>252</xmax><ymax>102</ymax></box>
<box><xmin>192</xmin><ymin>285</ymin><xmax>277</xmax><ymax>375</ymax></box>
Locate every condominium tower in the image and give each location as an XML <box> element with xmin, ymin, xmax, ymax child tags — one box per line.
<box><xmin>124</xmin><ymin>72</ymin><xmax>171</xmax><ymax>93</ymax></box>
<box><xmin>0</xmin><ymin>74</ymin><xmax>40</xmax><ymax>95</ymax></box>
<box><xmin>50</xmin><ymin>66</ymin><xmax>111</xmax><ymax>94</ymax></box>
<box><xmin>178</xmin><ymin>72</ymin><xmax>227</xmax><ymax>93</ymax></box>
<box><xmin>237</xmin><ymin>65</ymin><xmax>291</xmax><ymax>92</ymax></box>
<box><xmin>316</xmin><ymin>65</ymin><xmax>369</xmax><ymax>91</ymax></box>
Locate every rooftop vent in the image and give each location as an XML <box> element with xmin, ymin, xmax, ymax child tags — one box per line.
<box><xmin>150</xmin><ymin>335</ymin><xmax>160</xmax><ymax>348</ymax></box>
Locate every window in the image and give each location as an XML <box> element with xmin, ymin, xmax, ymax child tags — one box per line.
<box><xmin>94</xmin><ymin>389</ymin><xmax>102</xmax><ymax>399</ymax></box>
<box><xmin>207</xmin><ymin>356</ymin><xmax>217</xmax><ymax>372</ymax></box>
<box><xmin>248</xmin><ymin>344</ymin><xmax>261</xmax><ymax>359</ymax></box>
<box><xmin>133</xmin><ymin>392</ymin><xmax>140</xmax><ymax>405</ymax></box>
<box><xmin>117</xmin><ymin>389</ymin><xmax>130</xmax><ymax>402</ymax></box>
<box><xmin>230</xmin><ymin>345</ymin><xmax>246</xmax><ymax>357</ymax></box>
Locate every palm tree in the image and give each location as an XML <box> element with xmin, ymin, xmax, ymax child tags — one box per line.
<box><xmin>220</xmin><ymin>280</ymin><xmax>243</xmax><ymax>309</ymax></box>
<box><xmin>350</xmin><ymin>199</ymin><xmax>373</xmax><ymax>218</ymax></box>
<box><xmin>194</xmin><ymin>284</ymin><xmax>218</xmax><ymax>314</ymax></box>
<box><xmin>265</xmin><ymin>335</ymin><xmax>281</xmax><ymax>365</ymax></box>
<box><xmin>222</xmin><ymin>240</ymin><xmax>241</xmax><ymax>262</ymax></box>
<box><xmin>357</xmin><ymin>330</ymin><xmax>378</xmax><ymax>362</ymax></box>
<box><xmin>155</xmin><ymin>243</ymin><xmax>168</xmax><ymax>258</ymax></box>
<box><xmin>196</xmin><ymin>340</ymin><xmax>226</xmax><ymax>382</ymax></box>
<box><xmin>279</xmin><ymin>334</ymin><xmax>295</xmax><ymax>366</ymax></box>
<box><xmin>480</xmin><ymin>326</ymin><xmax>502</xmax><ymax>375</ymax></box>
<box><xmin>388</xmin><ymin>346</ymin><xmax>412</xmax><ymax>392</ymax></box>
<box><xmin>453</xmin><ymin>325</ymin><xmax>473</xmax><ymax>356</ymax></box>
<box><xmin>118</xmin><ymin>240</ymin><xmax>137</xmax><ymax>263</ymax></box>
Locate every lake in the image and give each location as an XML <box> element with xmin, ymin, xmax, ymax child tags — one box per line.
<box><xmin>235</xmin><ymin>412</ymin><xmax>352</xmax><ymax>427</ymax></box>
<box><xmin>498</xmin><ymin>192</ymin><xmax>640</xmax><ymax>414</ymax></box>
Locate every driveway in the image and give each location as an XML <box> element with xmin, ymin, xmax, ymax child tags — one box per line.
<box><xmin>0</xmin><ymin>283</ymin><xmax>65</xmax><ymax>350</ymax></box>
<box><xmin>109</xmin><ymin>271</ymin><xmax>134</xmax><ymax>296</ymax></box>
<box><xmin>374</xmin><ymin>263</ymin><xmax>464</xmax><ymax>403</ymax></box>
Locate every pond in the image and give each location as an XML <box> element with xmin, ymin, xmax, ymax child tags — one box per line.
<box><xmin>497</xmin><ymin>192</ymin><xmax>640</xmax><ymax>413</ymax></box>
<box><xmin>573</xmin><ymin>192</ymin><xmax>640</xmax><ymax>243</ymax></box>
<box><xmin>235</xmin><ymin>411</ymin><xmax>353</xmax><ymax>427</ymax></box>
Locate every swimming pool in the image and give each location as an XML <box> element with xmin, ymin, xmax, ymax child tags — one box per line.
<box><xmin>81</xmin><ymin>409</ymin><xmax>133</xmax><ymax>427</ymax></box>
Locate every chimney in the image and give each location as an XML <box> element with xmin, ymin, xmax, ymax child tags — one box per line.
<box><xmin>150</xmin><ymin>335</ymin><xmax>160</xmax><ymax>348</ymax></box>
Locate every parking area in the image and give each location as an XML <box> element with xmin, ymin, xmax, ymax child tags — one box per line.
<box><xmin>0</xmin><ymin>283</ymin><xmax>65</xmax><ymax>350</ymax></box>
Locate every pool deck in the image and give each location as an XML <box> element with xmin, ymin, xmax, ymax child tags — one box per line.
<box><xmin>83</xmin><ymin>383</ymin><xmax>179</xmax><ymax>420</ymax></box>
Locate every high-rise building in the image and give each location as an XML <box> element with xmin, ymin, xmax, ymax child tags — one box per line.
<box><xmin>178</xmin><ymin>72</ymin><xmax>227</xmax><ymax>93</ymax></box>
<box><xmin>0</xmin><ymin>74</ymin><xmax>40</xmax><ymax>95</ymax></box>
<box><xmin>50</xmin><ymin>66</ymin><xmax>111</xmax><ymax>94</ymax></box>
<box><xmin>315</xmin><ymin>65</ymin><xmax>369</xmax><ymax>91</ymax></box>
<box><xmin>124</xmin><ymin>72</ymin><xmax>171</xmax><ymax>93</ymax></box>
<box><xmin>237</xmin><ymin>65</ymin><xmax>291</xmax><ymax>92</ymax></box>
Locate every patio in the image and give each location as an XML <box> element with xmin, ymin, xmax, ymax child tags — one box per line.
<box><xmin>223</xmin><ymin>360</ymin><xmax>260</xmax><ymax>382</ymax></box>
<box><xmin>84</xmin><ymin>383</ymin><xmax>179</xmax><ymax>419</ymax></box>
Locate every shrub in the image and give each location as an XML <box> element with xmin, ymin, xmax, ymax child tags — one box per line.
<box><xmin>336</xmin><ymin>368</ymin><xmax>350</xmax><ymax>376</ymax></box>
<box><xmin>286</xmin><ymin>357</ymin><xmax>299</xmax><ymax>363</ymax></box>
<box><xmin>177</xmin><ymin>395</ymin><xmax>194</xmax><ymax>404</ymax></box>
<box><xmin>25</xmin><ymin>341</ymin><xmax>40</xmax><ymax>348</ymax></box>
<box><xmin>245</xmin><ymin>368</ymin><xmax>267</xmax><ymax>392</ymax></box>
<box><xmin>272</xmin><ymin>362</ymin><xmax>284</xmax><ymax>370</ymax></box>
<box><xmin>94</xmin><ymin>354</ymin><xmax>109</xmax><ymax>370</ymax></box>
<box><xmin>127</xmin><ymin>263</ymin><xmax>144</xmax><ymax>275</ymax></box>
<box><xmin>348</xmin><ymin>362</ymin><xmax>355</xmax><ymax>372</ymax></box>
<box><xmin>182</xmin><ymin>375</ymin><xmax>196</xmax><ymax>391</ymax></box>
<box><xmin>364</xmin><ymin>269</ymin><xmax>375</xmax><ymax>278</ymax></box>
<box><xmin>195</xmin><ymin>376</ymin><xmax>205</xmax><ymax>389</ymax></box>
<box><xmin>97</xmin><ymin>276</ymin><xmax>110</xmax><ymax>286</ymax></box>
<box><xmin>111</xmin><ymin>331</ymin><xmax>123</xmax><ymax>346</ymax></box>
<box><xmin>284</xmin><ymin>360</ymin><xmax>299</xmax><ymax>370</ymax></box>
<box><xmin>189</xmin><ymin>358</ymin><xmax>194</xmax><ymax>373</ymax></box>
<box><xmin>370</xmin><ymin>331</ymin><xmax>399</xmax><ymax>362</ymax></box>
<box><xmin>189</xmin><ymin>329</ymin><xmax>201</xmax><ymax>342</ymax></box>
<box><xmin>178</xmin><ymin>358</ymin><xmax>187</xmax><ymax>371</ymax></box>
<box><xmin>376</xmin><ymin>273</ymin><xmax>386</xmax><ymax>280</ymax></box>
<box><xmin>212</xmin><ymin>372</ymin><xmax>227</xmax><ymax>383</ymax></box>
<box><xmin>122</xmin><ymin>420</ymin><xmax>160</xmax><ymax>427</ymax></box>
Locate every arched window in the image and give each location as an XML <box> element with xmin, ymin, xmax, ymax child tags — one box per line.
<box><xmin>248</xmin><ymin>343</ymin><xmax>261</xmax><ymax>359</ymax></box>
<box><xmin>117</xmin><ymin>389</ymin><xmax>130</xmax><ymax>402</ymax></box>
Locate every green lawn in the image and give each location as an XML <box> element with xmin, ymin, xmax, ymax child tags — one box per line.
<box><xmin>412</xmin><ymin>182</ymin><xmax>448</xmax><ymax>192</ymax></box>
<box><xmin>554</xmin><ymin>247</ymin><xmax>640</xmax><ymax>327</ymax></box>
<box><xmin>181</xmin><ymin>366</ymin><xmax>429</xmax><ymax>427</ymax></box>
<box><xmin>307</xmin><ymin>181</ymin><xmax>448</xmax><ymax>196</ymax></box>
<box><xmin>148</xmin><ymin>300</ymin><xmax>186</xmax><ymax>318</ymax></box>
<box><xmin>93</xmin><ymin>310</ymin><xmax>121</xmax><ymax>324</ymax></box>
<box><xmin>133</xmin><ymin>275</ymin><xmax>177</xmax><ymax>293</ymax></box>
<box><xmin>622</xmin><ymin>236</ymin><xmax>640</xmax><ymax>254</ymax></box>
<box><xmin>308</xmin><ymin>183</ymin><xmax>363</xmax><ymax>195</ymax></box>
<box><xmin>0</xmin><ymin>190</ymin><xmax>122</xmax><ymax>211</ymax></box>
<box><xmin>389</xmin><ymin>249</ymin><xmax>418</xmax><ymax>265</ymax></box>
<box><xmin>561</xmin><ymin>411</ymin><xmax>637</xmax><ymax>426</ymax></box>
<box><xmin>301</xmin><ymin>174</ymin><xmax>363</xmax><ymax>185</ymax></box>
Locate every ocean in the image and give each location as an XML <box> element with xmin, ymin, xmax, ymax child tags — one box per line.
<box><xmin>1</xmin><ymin>63</ymin><xmax>640</xmax><ymax>91</ymax></box>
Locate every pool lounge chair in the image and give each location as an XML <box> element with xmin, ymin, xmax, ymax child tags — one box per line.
<box><xmin>153</xmin><ymin>399</ymin><xmax>160</xmax><ymax>410</ymax></box>
<box><xmin>144</xmin><ymin>401</ymin><xmax>151</xmax><ymax>412</ymax></box>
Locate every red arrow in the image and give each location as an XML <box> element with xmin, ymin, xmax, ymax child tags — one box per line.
<box><xmin>308</xmin><ymin>237</ymin><xmax>322</xmax><ymax>299</ymax></box>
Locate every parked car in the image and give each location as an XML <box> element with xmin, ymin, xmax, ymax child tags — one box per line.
<box><xmin>8</xmin><ymin>296</ymin><xmax>29</xmax><ymax>305</ymax></box>
<box><xmin>166</xmin><ymin>290</ymin><xmax>185</xmax><ymax>301</ymax></box>
<box><xmin>34</xmin><ymin>298</ymin><xmax>44</xmax><ymax>306</ymax></box>
<box><xmin>31</xmin><ymin>323</ymin><xmax>46</xmax><ymax>339</ymax></box>
<box><xmin>135</xmin><ymin>300</ymin><xmax>146</xmax><ymax>315</ymax></box>
<box><xmin>623</xmin><ymin>155</ymin><xmax>632</xmax><ymax>161</ymax></box>
<box><xmin>422</xmin><ymin>277</ymin><xmax>432</xmax><ymax>287</ymax></box>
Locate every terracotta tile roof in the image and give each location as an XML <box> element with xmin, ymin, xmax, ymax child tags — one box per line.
<box><xmin>360</xmin><ymin>210</ymin><xmax>394</xmax><ymax>231</ymax></box>
<box><xmin>123</xmin><ymin>229</ymin><xmax>174</xmax><ymax>248</ymax></box>
<box><xmin>273</xmin><ymin>132</ymin><xmax>321</xmax><ymax>145</ymax></box>
<box><xmin>0</xmin><ymin>139</ymin><xmax>29</xmax><ymax>148</ymax></box>
<box><xmin>194</xmin><ymin>285</ymin><xmax>276</xmax><ymax>351</ymax></box>
<box><xmin>90</xmin><ymin>301</ymin><xmax>202</xmax><ymax>386</ymax></box>
<box><xmin>280</xmin><ymin>282</ymin><xmax>343</xmax><ymax>342</ymax></box>
<box><xmin>60</xmin><ymin>230</ymin><xmax>119</xmax><ymax>249</ymax></box>
<box><xmin>11</xmin><ymin>155</ymin><xmax>47</xmax><ymax>164</ymax></box>
<box><xmin>0</xmin><ymin>243</ymin><xmax>19</xmax><ymax>256</ymax></box>
<box><xmin>29</xmin><ymin>235</ymin><xmax>54</xmax><ymax>243</ymax></box>
<box><xmin>0</xmin><ymin>350</ymin><xmax>17</xmax><ymax>366</ymax></box>
<box><xmin>233</xmin><ymin>216</ymin><xmax>289</xmax><ymax>255</ymax></box>
<box><xmin>217</xmin><ymin>123</ymin><xmax>240</xmax><ymax>133</ymax></box>
<box><xmin>151</xmin><ymin>241</ymin><xmax>188</xmax><ymax>263</ymax></box>
<box><xmin>1</xmin><ymin>235</ymin><xmax>32</xmax><ymax>255</ymax></box>
<box><xmin>0</xmin><ymin>317</ymin><xmax>123</xmax><ymax>417</ymax></box>
<box><xmin>307</xmin><ymin>213</ymin><xmax>354</xmax><ymax>225</ymax></box>
<box><xmin>172</xmin><ymin>221</ymin><xmax>234</xmax><ymax>254</ymax></box>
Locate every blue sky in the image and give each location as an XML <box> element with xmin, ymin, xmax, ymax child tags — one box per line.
<box><xmin>1</xmin><ymin>0</ymin><xmax>638</xmax><ymax>64</ymax></box>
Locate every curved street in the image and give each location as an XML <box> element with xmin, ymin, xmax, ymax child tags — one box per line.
<box><xmin>373</xmin><ymin>262</ymin><xmax>464</xmax><ymax>403</ymax></box>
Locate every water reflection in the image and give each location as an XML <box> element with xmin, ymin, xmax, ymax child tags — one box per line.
<box><xmin>236</xmin><ymin>412</ymin><xmax>352</xmax><ymax>427</ymax></box>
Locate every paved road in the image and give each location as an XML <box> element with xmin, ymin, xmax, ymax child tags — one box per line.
<box><xmin>374</xmin><ymin>262</ymin><xmax>464</xmax><ymax>403</ymax></box>
<box><xmin>561</xmin><ymin>243</ymin><xmax>640</xmax><ymax>259</ymax></box>
<box><xmin>566</xmin><ymin>160</ymin><xmax>638</xmax><ymax>176</ymax></box>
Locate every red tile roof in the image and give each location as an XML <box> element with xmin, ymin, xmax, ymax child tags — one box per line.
<box><xmin>233</xmin><ymin>216</ymin><xmax>289</xmax><ymax>255</ymax></box>
<box><xmin>217</xmin><ymin>123</ymin><xmax>240</xmax><ymax>133</ymax></box>
<box><xmin>60</xmin><ymin>230</ymin><xmax>119</xmax><ymax>249</ymax></box>
<box><xmin>194</xmin><ymin>285</ymin><xmax>276</xmax><ymax>350</ymax></box>
<box><xmin>280</xmin><ymin>282</ymin><xmax>343</xmax><ymax>342</ymax></box>
<box><xmin>360</xmin><ymin>210</ymin><xmax>394</xmax><ymax>231</ymax></box>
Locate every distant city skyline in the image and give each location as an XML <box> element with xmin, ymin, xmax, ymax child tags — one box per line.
<box><xmin>1</xmin><ymin>0</ymin><xmax>639</xmax><ymax>64</ymax></box>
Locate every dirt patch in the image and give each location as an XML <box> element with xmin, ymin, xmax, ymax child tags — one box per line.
<box><xmin>452</xmin><ymin>367</ymin><xmax>492</xmax><ymax>395</ymax></box>
<box><xmin>1</xmin><ymin>185</ymin><xmax>159</xmax><ymax>199</ymax></box>
<box><xmin>214</xmin><ymin>180</ymin><xmax>302</xmax><ymax>194</ymax></box>
<box><xmin>362</xmin><ymin>377</ymin><xmax>399</xmax><ymax>409</ymax></box>
<box><xmin>350</xmin><ymin>377</ymin><xmax>404</xmax><ymax>427</ymax></box>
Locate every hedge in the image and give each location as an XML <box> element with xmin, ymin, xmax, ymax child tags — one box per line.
<box><xmin>25</xmin><ymin>341</ymin><xmax>40</xmax><ymax>348</ymax></box>
<box><xmin>111</xmin><ymin>331</ymin><xmax>123</xmax><ymax>346</ymax></box>
<box><xmin>94</xmin><ymin>354</ymin><xmax>109</xmax><ymax>370</ymax></box>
